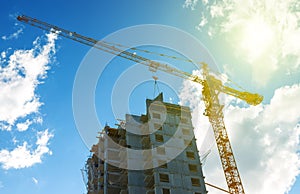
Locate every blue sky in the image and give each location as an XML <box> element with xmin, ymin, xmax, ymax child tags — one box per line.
<box><xmin>1</xmin><ymin>0</ymin><xmax>300</xmax><ymax>194</ymax></box>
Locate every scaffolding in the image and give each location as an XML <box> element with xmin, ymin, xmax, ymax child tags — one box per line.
<box><xmin>85</xmin><ymin>93</ymin><xmax>207</xmax><ymax>194</ymax></box>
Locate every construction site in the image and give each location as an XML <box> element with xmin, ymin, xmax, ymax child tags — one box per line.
<box><xmin>17</xmin><ymin>15</ymin><xmax>264</xmax><ymax>194</ymax></box>
<box><xmin>84</xmin><ymin>93</ymin><xmax>207</xmax><ymax>194</ymax></box>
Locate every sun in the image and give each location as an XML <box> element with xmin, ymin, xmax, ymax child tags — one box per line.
<box><xmin>240</xmin><ymin>16</ymin><xmax>275</xmax><ymax>61</ymax></box>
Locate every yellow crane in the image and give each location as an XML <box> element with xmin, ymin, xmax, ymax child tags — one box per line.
<box><xmin>17</xmin><ymin>15</ymin><xmax>263</xmax><ymax>194</ymax></box>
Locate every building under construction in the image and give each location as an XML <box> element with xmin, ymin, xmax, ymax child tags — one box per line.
<box><xmin>84</xmin><ymin>93</ymin><xmax>207</xmax><ymax>194</ymax></box>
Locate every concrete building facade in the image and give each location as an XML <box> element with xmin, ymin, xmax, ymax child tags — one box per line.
<box><xmin>85</xmin><ymin>93</ymin><xmax>207</xmax><ymax>194</ymax></box>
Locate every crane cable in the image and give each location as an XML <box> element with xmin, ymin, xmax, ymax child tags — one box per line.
<box><xmin>205</xmin><ymin>182</ymin><xmax>230</xmax><ymax>193</ymax></box>
<box><xmin>102</xmin><ymin>40</ymin><xmax>195</xmax><ymax>63</ymax></box>
<box><xmin>101</xmin><ymin>40</ymin><xmax>247</xmax><ymax>92</ymax></box>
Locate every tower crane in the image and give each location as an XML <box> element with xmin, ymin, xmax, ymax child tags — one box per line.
<box><xmin>17</xmin><ymin>15</ymin><xmax>263</xmax><ymax>194</ymax></box>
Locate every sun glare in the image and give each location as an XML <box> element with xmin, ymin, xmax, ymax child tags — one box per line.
<box><xmin>240</xmin><ymin>16</ymin><xmax>275</xmax><ymax>60</ymax></box>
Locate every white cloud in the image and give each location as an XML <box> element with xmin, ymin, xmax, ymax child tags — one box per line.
<box><xmin>179</xmin><ymin>75</ymin><xmax>300</xmax><ymax>193</ymax></box>
<box><xmin>34</xmin><ymin>117</ymin><xmax>43</xmax><ymax>124</ymax></box>
<box><xmin>196</xmin><ymin>14</ymin><xmax>208</xmax><ymax>30</ymax></box>
<box><xmin>0</xmin><ymin>32</ymin><xmax>57</xmax><ymax>129</ymax></box>
<box><xmin>185</xmin><ymin>0</ymin><xmax>300</xmax><ymax>85</ymax></box>
<box><xmin>1</xmin><ymin>51</ymin><xmax>6</xmax><ymax>59</ymax></box>
<box><xmin>32</xmin><ymin>177</ymin><xmax>38</xmax><ymax>185</ymax></box>
<box><xmin>2</xmin><ymin>24</ymin><xmax>24</xmax><ymax>40</ymax></box>
<box><xmin>12</xmin><ymin>137</ymin><xmax>18</xmax><ymax>145</ymax></box>
<box><xmin>0</xmin><ymin>30</ymin><xmax>57</xmax><ymax>169</ymax></box>
<box><xmin>16</xmin><ymin>119</ymin><xmax>32</xmax><ymax>132</ymax></box>
<box><xmin>183</xmin><ymin>0</ymin><xmax>199</xmax><ymax>10</ymax></box>
<box><xmin>0</xmin><ymin>129</ymin><xmax>54</xmax><ymax>170</ymax></box>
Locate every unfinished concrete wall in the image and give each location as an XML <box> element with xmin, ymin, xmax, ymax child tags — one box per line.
<box><xmin>86</xmin><ymin>93</ymin><xmax>207</xmax><ymax>194</ymax></box>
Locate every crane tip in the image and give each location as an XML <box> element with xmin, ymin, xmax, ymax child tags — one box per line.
<box><xmin>248</xmin><ymin>94</ymin><xmax>264</xmax><ymax>106</ymax></box>
<box><xmin>16</xmin><ymin>15</ymin><xmax>29</xmax><ymax>23</ymax></box>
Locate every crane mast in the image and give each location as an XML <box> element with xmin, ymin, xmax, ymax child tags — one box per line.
<box><xmin>17</xmin><ymin>15</ymin><xmax>263</xmax><ymax>194</ymax></box>
<box><xmin>202</xmin><ymin>64</ymin><xmax>244</xmax><ymax>193</ymax></box>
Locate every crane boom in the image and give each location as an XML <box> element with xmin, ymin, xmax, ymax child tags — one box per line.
<box><xmin>16</xmin><ymin>15</ymin><xmax>197</xmax><ymax>82</ymax></box>
<box><xmin>17</xmin><ymin>15</ymin><xmax>264</xmax><ymax>194</ymax></box>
